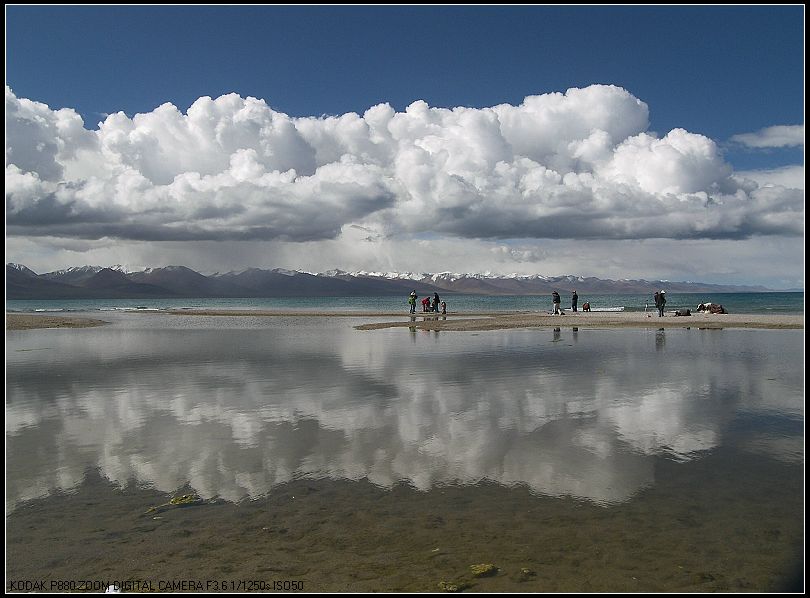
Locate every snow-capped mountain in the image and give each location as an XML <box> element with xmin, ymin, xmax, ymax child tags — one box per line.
<box><xmin>7</xmin><ymin>263</ymin><xmax>777</xmax><ymax>300</ymax></box>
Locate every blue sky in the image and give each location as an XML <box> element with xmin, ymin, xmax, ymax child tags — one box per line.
<box><xmin>5</xmin><ymin>5</ymin><xmax>805</xmax><ymax>288</ymax></box>
<box><xmin>7</xmin><ymin>5</ymin><xmax>804</xmax><ymax>166</ymax></box>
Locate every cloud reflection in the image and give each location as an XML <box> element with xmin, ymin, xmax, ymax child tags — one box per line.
<box><xmin>6</xmin><ymin>323</ymin><xmax>803</xmax><ymax>509</ymax></box>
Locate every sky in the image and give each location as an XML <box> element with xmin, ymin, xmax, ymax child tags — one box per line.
<box><xmin>5</xmin><ymin>5</ymin><xmax>805</xmax><ymax>289</ymax></box>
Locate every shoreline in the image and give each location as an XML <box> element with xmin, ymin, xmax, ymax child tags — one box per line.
<box><xmin>6</xmin><ymin>310</ymin><xmax>803</xmax><ymax>331</ymax></box>
<box><xmin>353</xmin><ymin>311</ymin><xmax>805</xmax><ymax>331</ymax></box>
<box><xmin>6</xmin><ymin>313</ymin><xmax>109</xmax><ymax>330</ymax></box>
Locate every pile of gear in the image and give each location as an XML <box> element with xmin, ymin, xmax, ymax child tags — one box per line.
<box><xmin>696</xmin><ymin>302</ymin><xmax>728</xmax><ymax>314</ymax></box>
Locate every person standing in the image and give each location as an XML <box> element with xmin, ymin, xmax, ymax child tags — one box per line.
<box><xmin>552</xmin><ymin>290</ymin><xmax>563</xmax><ymax>315</ymax></box>
<box><xmin>571</xmin><ymin>290</ymin><xmax>578</xmax><ymax>312</ymax></box>
<box><xmin>433</xmin><ymin>292</ymin><xmax>440</xmax><ymax>314</ymax></box>
<box><xmin>408</xmin><ymin>290</ymin><xmax>417</xmax><ymax>314</ymax></box>
<box><xmin>658</xmin><ymin>290</ymin><xmax>666</xmax><ymax>317</ymax></box>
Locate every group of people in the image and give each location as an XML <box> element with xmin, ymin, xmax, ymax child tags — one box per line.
<box><xmin>551</xmin><ymin>290</ymin><xmax>589</xmax><ymax>314</ymax></box>
<box><xmin>553</xmin><ymin>289</ymin><xmax>670</xmax><ymax>316</ymax></box>
<box><xmin>408</xmin><ymin>288</ymin><xmax>680</xmax><ymax>317</ymax></box>
<box><xmin>409</xmin><ymin>291</ymin><xmax>445</xmax><ymax>314</ymax></box>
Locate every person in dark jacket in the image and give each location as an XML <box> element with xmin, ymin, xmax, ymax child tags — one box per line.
<box><xmin>571</xmin><ymin>290</ymin><xmax>578</xmax><ymax>312</ymax></box>
<box><xmin>552</xmin><ymin>291</ymin><xmax>563</xmax><ymax>315</ymax></box>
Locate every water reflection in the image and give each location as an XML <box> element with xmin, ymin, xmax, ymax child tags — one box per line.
<box><xmin>6</xmin><ymin>321</ymin><xmax>804</xmax><ymax>510</ymax></box>
<box><xmin>655</xmin><ymin>328</ymin><xmax>666</xmax><ymax>351</ymax></box>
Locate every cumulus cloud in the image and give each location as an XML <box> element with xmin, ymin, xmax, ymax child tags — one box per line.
<box><xmin>734</xmin><ymin>165</ymin><xmax>805</xmax><ymax>190</ymax></box>
<box><xmin>5</xmin><ymin>85</ymin><xmax>804</xmax><ymax>245</ymax></box>
<box><xmin>730</xmin><ymin>124</ymin><xmax>804</xmax><ymax>148</ymax></box>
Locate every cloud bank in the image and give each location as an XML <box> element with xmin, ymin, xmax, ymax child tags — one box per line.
<box><xmin>731</xmin><ymin>124</ymin><xmax>804</xmax><ymax>148</ymax></box>
<box><xmin>6</xmin><ymin>85</ymin><xmax>804</xmax><ymax>246</ymax></box>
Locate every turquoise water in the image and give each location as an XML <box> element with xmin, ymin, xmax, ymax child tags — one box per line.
<box><xmin>5</xmin><ymin>291</ymin><xmax>804</xmax><ymax>315</ymax></box>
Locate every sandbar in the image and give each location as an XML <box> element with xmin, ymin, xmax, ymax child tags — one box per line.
<box><xmin>158</xmin><ymin>309</ymin><xmax>803</xmax><ymax>331</ymax></box>
<box><xmin>352</xmin><ymin>311</ymin><xmax>804</xmax><ymax>331</ymax></box>
<box><xmin>6</xmin><ymin>313</ymin><xmax>108</xmax><ymax>330</ymax></box>
<box><xmin>6</xmin><ymin>310</ymin><xmax>803</xmax><ymax>332</ymax></box>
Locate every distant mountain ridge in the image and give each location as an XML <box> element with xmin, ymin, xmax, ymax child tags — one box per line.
<box><xmin>5</xmin><ymin>263</ymin><xmax>789</xmax><ymax>300</ymax></box>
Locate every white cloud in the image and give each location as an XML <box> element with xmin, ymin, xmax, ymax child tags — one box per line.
<box><xmin>730</xmin><ymin>124</ymin><xmax>804</xmax><ymax>148</ymax></box>
<box><xmin>734</xmin><ymin>165</ymin><xmax>805</xmax><ymax>190</ymax></box>
<box><xmin>601</xmin><ymin>128</ymin><xmax>731</xmax><ymax>195</ymax></box>
<box><xmin>6</xmin><ymin>85</ymin><xmax>804</xmax><ymax>248</ymax></box>
<box><xmin>5</xmin><ymin>89</ymin><xmax>98</xmax><ymax>181</ymax></box>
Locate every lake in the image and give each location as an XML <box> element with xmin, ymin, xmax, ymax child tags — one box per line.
<box><xmin>5</xmin><ymin>312</ymin><xmax>804</xmax><ymax>592</ymax></box>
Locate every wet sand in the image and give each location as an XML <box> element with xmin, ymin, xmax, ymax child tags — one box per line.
<box><xmin>353</xmin><ymin>311</ymin><xmax>804</xmax><ymax>331</ymax></box>
<box><xmin>7</xmin><ymin>310</ymin><xmax>802</xmax><ymax>332</ymax></box>
<box><xmin>157</xmin><ymin>309</ymin><xmax>803</xmax><ymax>331</ymax></box>
<box><xmin>6</xmin><ymin>313</ymin><xmax>108</xmax><ymax>330</ymax></box>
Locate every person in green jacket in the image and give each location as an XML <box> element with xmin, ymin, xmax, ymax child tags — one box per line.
<box><xmin>408</xmin><ymin>290</ymin><xmax>417</xmax><ymax>314</ymax></box>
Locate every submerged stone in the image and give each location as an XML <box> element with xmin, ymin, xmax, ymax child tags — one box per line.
<box><xmin>469</xmin><ymin>563</ymin><xmax>498</xmax><ymax>577</ymax></box>
<box><xmin>170</xmin><ymin>494</ymin><xmax>200</xmax><ymax>505</ymax></box>
<box><xmin>437</xmin><ymin>580</ymin><xmax>471</xmax><ymax>592</ymax></box>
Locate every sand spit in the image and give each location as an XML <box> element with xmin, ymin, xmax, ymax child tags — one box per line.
<box><xmin>353</xmin><ymin>311</ymin><xmax>804</xmax><ymax>331</ymax></box>
<box><xmin>6</xmin><ymin>310</ymin><xmax>802</xmax><ymax>332</ymax></box>
<box><xmin>6</xmin><ymin>313</ymin><xmax>109</xmax><ymax>330</ymax></box>
<box><xmin>161</xmin><ymin>309</ymin><xmax>803</xmax><ymax>331</ymax></box>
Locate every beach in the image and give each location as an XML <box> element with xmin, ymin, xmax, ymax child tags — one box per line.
<box><xmin>6</xmin><ymin>311</ymin><xmax>805</xmax><ymax>592</ymax></box>
<box><xmin>350</xmin><ymin>310</ymin><xmax>804</xmax><ymax>331</ymax></box>
<box><xmin>6</xmin><ymin>313</ymin><xmax>108</xmax><ymax>330</ymax></box>
<box><xmin>6</xmin><ymin>310</ymin><xmax>802</xmax><ymax>332</ymax></box>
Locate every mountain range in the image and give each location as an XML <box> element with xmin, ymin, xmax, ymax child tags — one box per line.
<box><xmin>6</xmin><ymin>263</ymin><xmax>783</xmax><ymax>300</ymax></box>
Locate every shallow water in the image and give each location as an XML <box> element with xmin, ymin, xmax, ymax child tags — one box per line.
<box><xmin>5</xmin><ymin>314</ymin><xmax>805</xmax><ymax>592</ymax></box>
